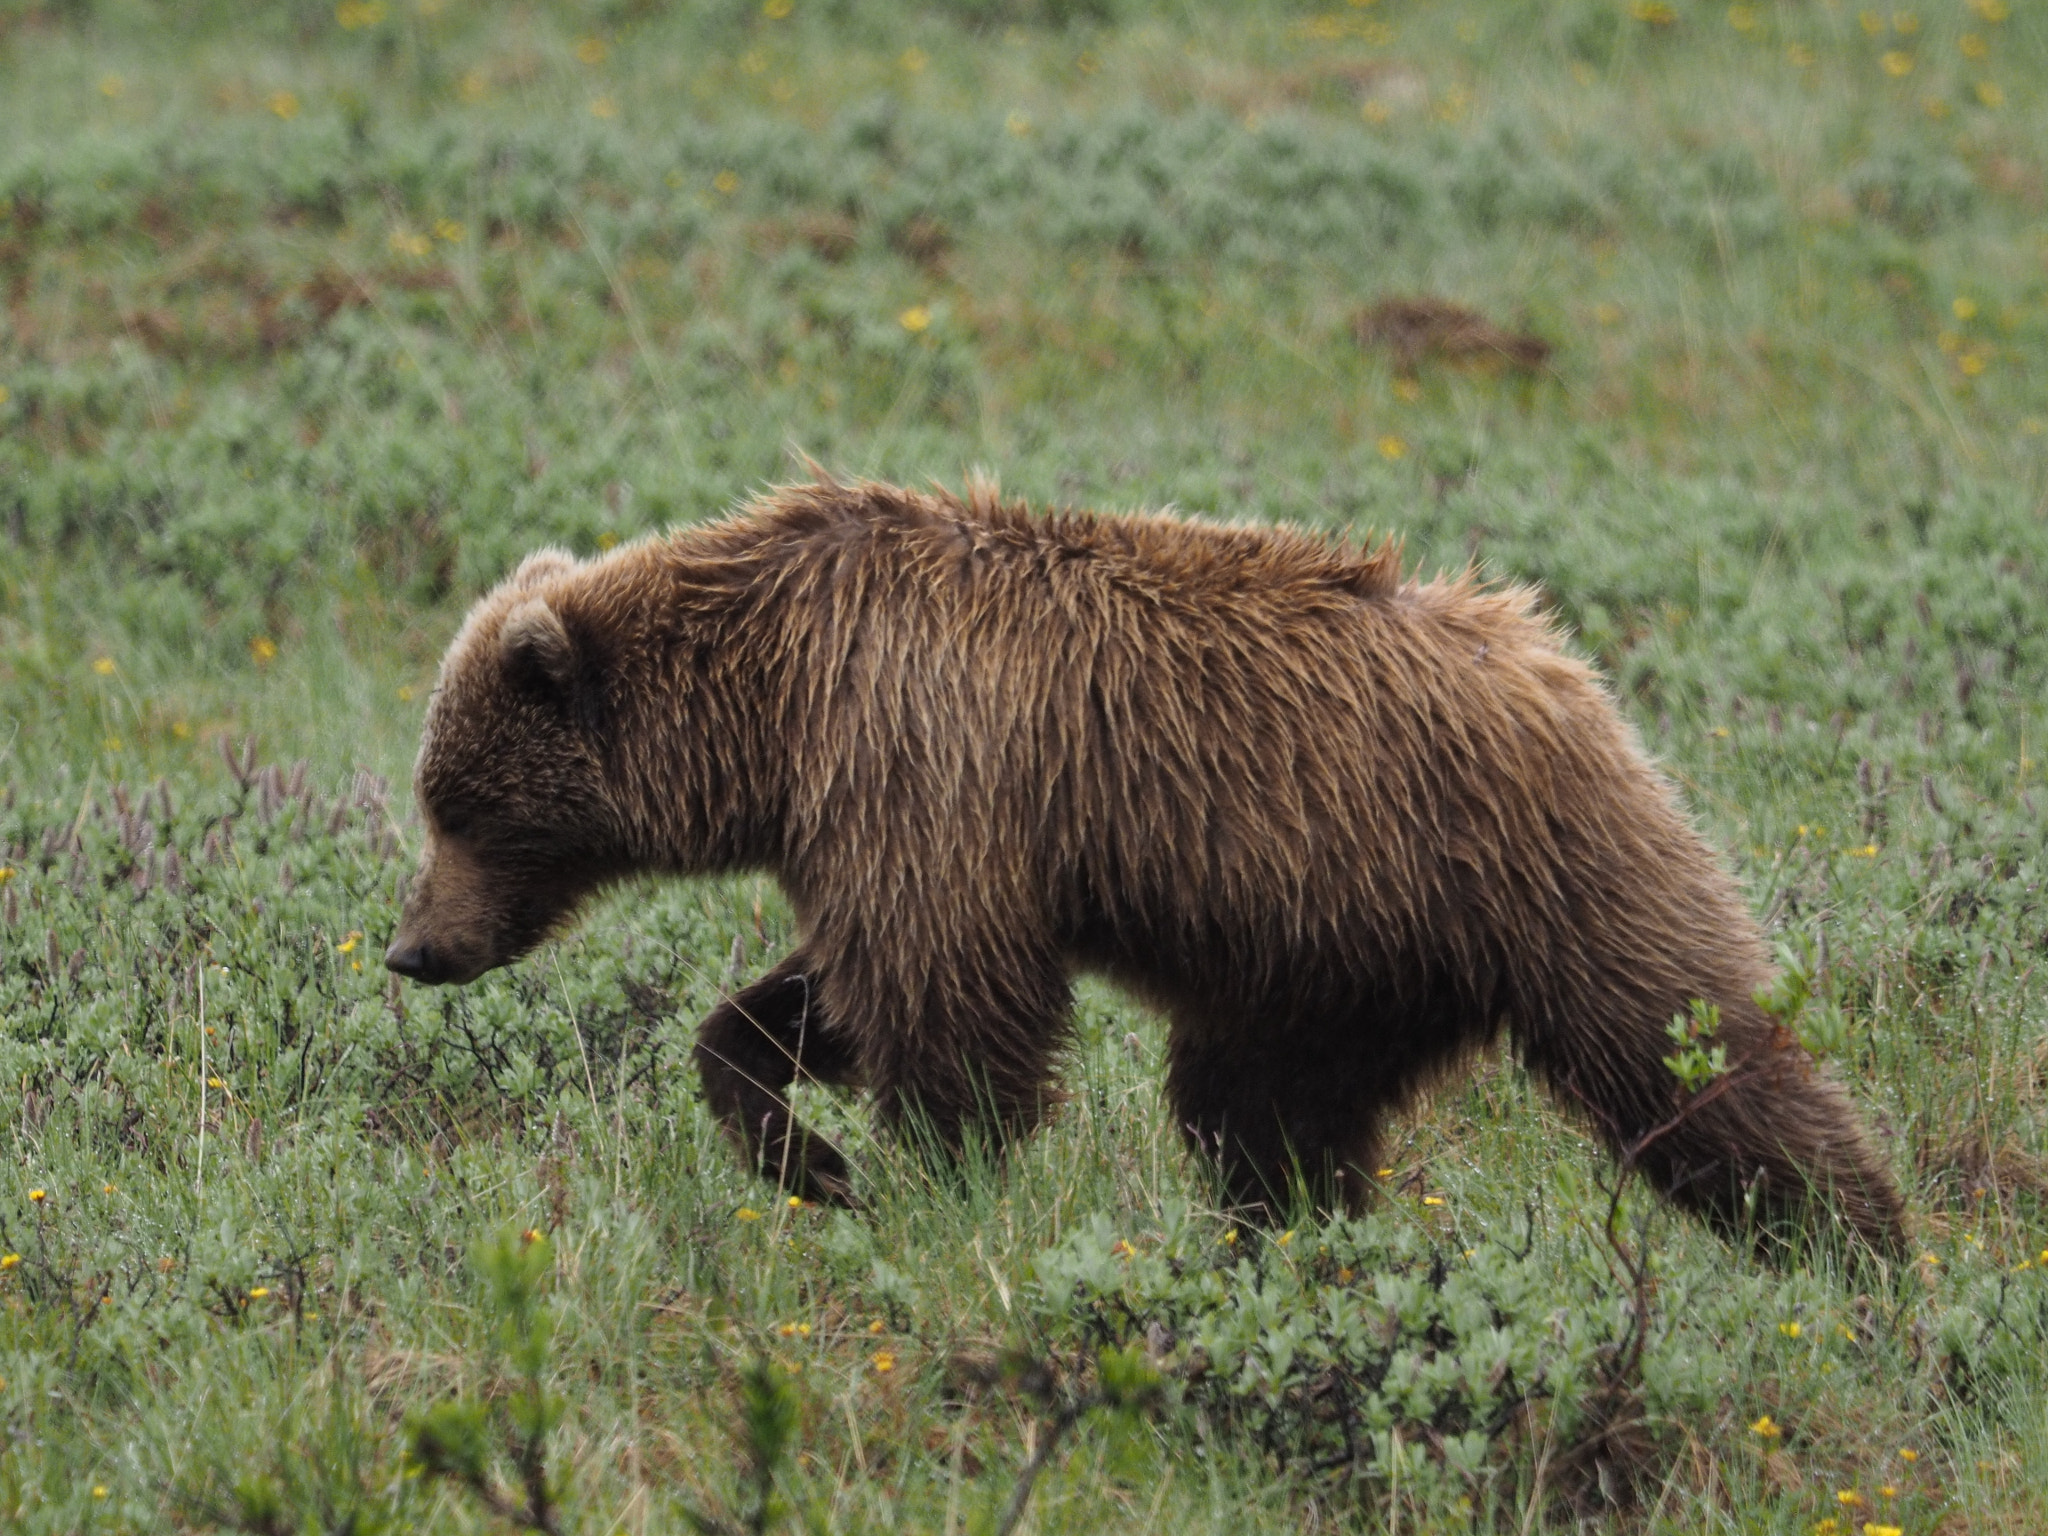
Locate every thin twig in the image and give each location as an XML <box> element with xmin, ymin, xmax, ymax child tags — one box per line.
<box><xmin>994</xmin><ymin>1396</ymin><xmax>1097</xmax><ymax>1536</ymax></box>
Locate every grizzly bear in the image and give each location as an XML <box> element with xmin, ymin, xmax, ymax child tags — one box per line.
<box><xmin>386</xmin><ymin>476</ymin><xmax>1906</xmax><ymax>1254</ymax></box>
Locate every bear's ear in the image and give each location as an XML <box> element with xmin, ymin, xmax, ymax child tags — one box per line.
<box><xmin>500</xmin><ymin>597</ymin><xmax>575</xmax><ymax>698</ymax></box>
<box><xmin>510</xmin><ymin>548</ymin><xmax>576</xmax><ymax>589</ymax></box>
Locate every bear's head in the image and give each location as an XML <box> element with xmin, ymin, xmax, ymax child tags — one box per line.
<box><xmin>385</xmin><ymin>550</ymin><xmax>627</xmax><ymax>985</ymax></box>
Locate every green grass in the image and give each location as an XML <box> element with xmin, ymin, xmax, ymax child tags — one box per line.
<box><xmin>3</xmin><ymin>0</ymin><xmax>2047</xmax><ymax>1529</ymax></box>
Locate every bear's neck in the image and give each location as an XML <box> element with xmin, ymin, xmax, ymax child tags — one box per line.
<box><xmin>584</xmin><ymin>534</ymin><xmax>795</xmax><ymax>881</ymax></box>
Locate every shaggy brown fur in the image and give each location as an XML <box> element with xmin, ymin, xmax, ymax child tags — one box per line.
<box><xmin>386</xmin><ymin>477</ymin><xmax>1905</xmax><ymax>1253</ymax></box>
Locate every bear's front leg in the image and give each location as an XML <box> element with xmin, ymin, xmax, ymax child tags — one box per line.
<box><xmin>694</xmin><ymin>953</ymin><xmax>861</xmax><ymax>1205</ymax></box>
<box><xmin>847</xmin><ymin>938</ymin><xmax>1074</xmax><ymax>1175</ymax></box>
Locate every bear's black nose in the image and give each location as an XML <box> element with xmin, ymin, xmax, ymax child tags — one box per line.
<box><xmin>384</xmin><ymin>939</ymin><xmax>438</xmax><ymax>982</ymax></box>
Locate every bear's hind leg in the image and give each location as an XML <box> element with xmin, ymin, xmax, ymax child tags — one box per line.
<box><xmin>1520</xmin><ymin>985</ymin><xmax>1906</xmax><ymax>1256</ymax></box>
<box><xmin>1164</xmin><ymin>1027</ymin><xmax>1401</xmax><ymax>1224</ymax></box>
<box><xmin>694</xmin><ymin>953</ymin><xmax>861</xmax><ymax>1204</ymax></box>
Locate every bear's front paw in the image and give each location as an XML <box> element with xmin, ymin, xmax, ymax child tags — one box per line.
<box><xmin>788</xmin><ymin>1137</ymin><xmax>860</xmax><ymax>1208</ymax></box>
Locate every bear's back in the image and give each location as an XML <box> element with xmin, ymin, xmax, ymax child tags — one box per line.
<box><xmin>707</xmin><ymin>483</ymin><xmax>1670</xmax><ymax>986</ymax></box>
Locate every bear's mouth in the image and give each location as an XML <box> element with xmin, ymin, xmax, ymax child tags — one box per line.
<box><xmin>382</xmin><ymin>933</ymin><xmax>496</xmax><ymax>985</ymax></box>
<box><xmin>384</xmin><ymin>865</ymin><xmax>599</xmax><ymax>986</ymax></box>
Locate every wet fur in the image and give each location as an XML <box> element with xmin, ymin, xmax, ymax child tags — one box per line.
<box><xmin>390</xmin><ymin>477</ymin><xmax>1906</xmax><ymax>1253</ymax></box>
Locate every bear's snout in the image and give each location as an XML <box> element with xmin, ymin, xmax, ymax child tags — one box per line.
<box><xmin>384</xmin><ymin>937</ymin><xmax>450</xmax><ymax>984</ymax></box>
<box><xmin>384</xmin><ymin>832</ymin><xmax>520</xmax><ymax>986</ymax></box>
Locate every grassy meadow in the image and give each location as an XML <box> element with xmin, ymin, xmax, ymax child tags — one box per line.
<box><xmin>3</xmin><ymin>0</ymin><xmax>2048</xmax><ymax>1529</ymax></box>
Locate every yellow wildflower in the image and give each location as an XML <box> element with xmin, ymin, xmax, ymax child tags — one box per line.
<box><xmin>99</xmin><ymin>74</ymin><xmax>125</xmax><ymax>98</ymax></box>
<box><xmin>900</xmin><ymin>47</ymin><xmax>928</xmax><ymax>73</ymax></box>
<box><xmin>590</xmin><ymin>96</ymin><xmax>618</xmax><ymax>119</ymax></box>
<box><xmin>1975</xmin><ymin>81</ymin><xmax>2004</xmax><ymax>107</ymax></box>
<box><xmin>1787</xmin><ymin>43</ymin><xmax>1814</xmax><ymax>66</ymax></box>
<box><xmin>336</xmin><ymin>0</ymin><xmax>386</xmax><ymax>27</ymax></box>
<box><xmin>1891</xmin><ymin>12</ymin><xmax>1917</xmax><ymax>35</ymax></box>
<box><xmin>764</xmin><ymin>0</ymin><xmax>792</xmax><ymax>15</ymax></box>
<box><xmin>268</xmin><ymin>90</ymin><xmax>300</xmax><ymax>119</ymax></box>
<box><xmin>249</xmin><ymin>1286</ymin><xmax>270</xmax><ymax>1298</ymax></box>
<box><xmin>1879</xmin><ymin>50</ymin><xmax>1913</xmax><ymax>76</ymax></box>
<box><xmin>1750</xmin><ymin>1414</ymin><xmax>1782</xmax><ymax>1438</ymax></box>
<box><xmin>434</xmin><ymin>219</ymin><xmax>464</xmax><ymax>243</ymax></box>
<box><xmin>871</xmin><ymin>1350</ymin><xmax>896</xmax><ymax>1372</ymax></box>
<box><xmin>576</xmin><ymin>36</ymin><xmax>608</xmax><ymax>64</ymax></box>
<box><xmin>1780</xmin><ymin>1320</ymin><xmax>1802</xmax><ymax>1338</ymax></box>
<box><xmin>713</xmin><ymin>170</ymin><xmax>740</xmax><ymax>195</ymax></box>
<box><xmin>1967</xmin><ymin>0</ymin><xmax>2007</xmax><ymax>20</ymax></box>
<box><xmin>0</xmin><ymin>1255</ymin><xmax>19</xmax><ymax>1270</ymax></box>
<box><xmin>1377</xmin><ymin>435</ymin><xmax>1407</xmax><ymax>461</ymax></box>
<box><xmin>1727</xmin><ymin>5</ymin><xmax>1758</xmax><ymax>30</ymax></box>
<box><xmin>1897</xmin><ymin>1447</ymin><xmax>1917</xmax><ymax>1461</ymax></box>
<box><xmin>736</xmin><ymin>1206</ymin><xmax>762</xmax><ymax>1222</ymax></box>
<box><xmin>1959</xmin><ymin>32</ymin><xmax>1987</xmax><ymax>59</ymax></box>
<box><xmin>1837</xmin><ymin>1489</ymin><xmax>1863</xmax><ymax>1507</ymax></box>
<box><xmin>337</xmin><ymin>932</ymin><xmax>361</xmax><ymax>954</ymax></box>
<box><xmin>899</xmin><ymin>305</ymin><xmax>932</xmax><ymax>333</ymax></box>
<box><xmin>93</xmin><ymin>656</ymin><xmax>117</xmax><ymax>676</ymax></box>
<box><xmin>1006</xmin><ymin>111</ymin><xmax>1032</xmax><ymax>136</ymax></box>
<box><xmin>27</xmin><ymin>1190</ymin><xmax>44</xmax><ymax>1203</ymax></box>
<box><xmin>1421</xmin><ymin>1195</ymin><xmax>1446</xmax><ymax>1207</ymax></box>
<box><xmin>868</xmin><ymin>1318</ymin><xmax>885</xmax><ymax>1334</ymax></box>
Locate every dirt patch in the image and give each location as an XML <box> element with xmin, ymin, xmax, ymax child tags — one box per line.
<box><xmin>1353</xmin><ymin>296</ymin><xmax>1552</xmax><ymax>375</ymax></box>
